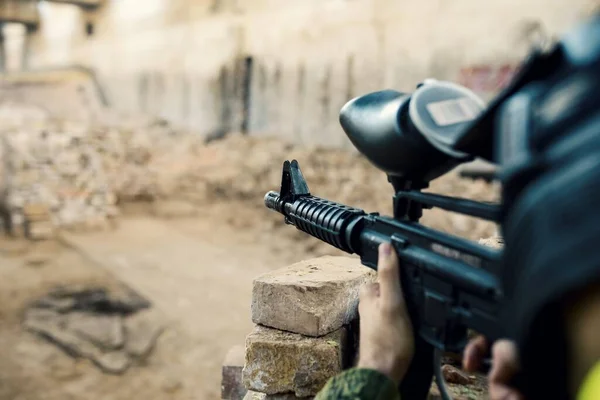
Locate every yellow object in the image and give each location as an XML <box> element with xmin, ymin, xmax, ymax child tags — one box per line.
<box><xmin>578</xmin><ymin>361</ymin><xmax>600</xmax><ymax>400</ymax></box>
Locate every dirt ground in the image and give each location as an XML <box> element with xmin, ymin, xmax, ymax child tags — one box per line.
<box><xmin>0</xmin><ymin>213</ymin><xmax>292</xmax><ymax>400</ymax></box>
<box><xmin>0</xmin><ymin>203</ymin><xmax>493</xmax><ymax>400</ymax></box>
<box><xmin>0</xmin><ymin>135</ymin><xmax>499</xmax><ymax>400</ymax></box>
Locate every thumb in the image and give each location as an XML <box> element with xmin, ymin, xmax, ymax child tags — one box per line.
<box><xmin>377</xmin><ymin>242</ymin><xmax>404</xmax><ymax>310</ymax></box>
<box><xmin>490</xmin><ymin>340</ymin><xmax>520</xmax><ymax>385</ymax></box>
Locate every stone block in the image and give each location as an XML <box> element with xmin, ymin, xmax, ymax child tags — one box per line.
<box><xmin>66</xmin><ymin>312</ymin><xmax>124</xmax><ymax>351</ymax></box>
<box><xmin>243</xmin><ymin>392</ymin><xmax>265</xmax><ymax>400</ymax></box>
<box><xmin>23</xmin><ymin>308</ymin><xmax>131</xmax><ymax>374</ymax></box>
<box><xmin>243</xmin><ymin>325</ymin><xmax>346</xmax><ymax>397</ymax></box>
<box><xmin>251</xmin><ymin>256</ymin><xmax>375</xmax><ymax>337</ymax></box>
<box><xmin>123</xmin><ymin>308</ymin><xmax>165</xmax><ymax>360</ymax></box>
<box><xmin>222</xmin><ymin>345</ymin><xmax>247</xmax><ymax>400</ymax></box>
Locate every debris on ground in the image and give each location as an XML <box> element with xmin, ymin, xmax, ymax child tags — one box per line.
<box><xmin>442</xmin><ymin>364</ymin><xmax>473</xmax><ymax>385</ymax></box>
<box><xmin>24</xmin><ymin>252</ymin><xmax>52</xmax><ymax>267</ymax></box>
<box><xmin>23</xmin><ymin>285</ymin><xmax>164</xmax><ymax>375</ymax></box>
<box><xmin>1</xmin><ymin>127</ymin><xmax>119</xmax><ymax>233</ymax></box>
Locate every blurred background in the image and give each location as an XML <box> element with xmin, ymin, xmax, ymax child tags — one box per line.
<box><xmin>0</xmin><ymin>1</ymin><xmax>597</xmax><ymax>399</ymax></box>
<box><xmin>1</xmin><ymin>0</ymin><xmax>597</xmax><ymax>145</ymax></box>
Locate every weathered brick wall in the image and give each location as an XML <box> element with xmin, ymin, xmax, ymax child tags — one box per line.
<box><xmin>5</xmin><ymin>0</ymin><xmax>600</xmax><ymax>146</ymax></box>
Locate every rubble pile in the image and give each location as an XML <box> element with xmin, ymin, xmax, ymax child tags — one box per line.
<box><xmin>1</xmin><ymin>126</ymin><xmax>118</xmax><ymax>233</ymax></box>
<box><xmin>0</xmin><ymin>101</ymin><xmax>499</xmax><ymax>240</ymax></box>
<box><xmin>0</xmin><ymin>103</ymin><xmax>206</xmax><ymax>234</ymax></box>
<box><xmin>181</xmin><ymin>135</ymin><xmax>501</xmax><ymax>208</ymax></box>
<box><xmin>23</xmin><ymin>286</ymin><xmax>164</xmax><ymax>375</ymax></box>
<box><xmin>180</xmin><ymin>135</ymin><xmax>501</xmax><ymax>241</ymax></box>
<box><xmin>84</xmin><ymin>112</ymin><xmax>206</xmax><ymax>201</ymax></box>
<box><xmin>178</xmin><ymin>136</ymin><xmax>390</xmax><ymax>209</ymax></box>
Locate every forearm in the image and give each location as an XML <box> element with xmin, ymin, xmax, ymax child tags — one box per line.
<box><xmin>314</xmin><ymin>368</ymin><xmax>401</xmax><ymax>400</ymax></box>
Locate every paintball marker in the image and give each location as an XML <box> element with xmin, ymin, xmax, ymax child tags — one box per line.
<box><xmin>265</xmin><ymin>14</ymin><xmax>600</xmax><ymax>400</ymax></box>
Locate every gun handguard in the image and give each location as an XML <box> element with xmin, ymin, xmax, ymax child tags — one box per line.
<box><xmin>265</xmin><ymin>191</ymin><xmax>364</xmax><ymax>253</ymax></box>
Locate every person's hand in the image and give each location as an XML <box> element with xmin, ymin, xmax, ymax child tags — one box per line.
<box><xmin>463</xmin><ymin>336</ymin><xmax>524</xmax><ymax>400</ymax></box>
<box><xmin>357</xmin><ymin>242</ymin><xmax>415</xmax><ymax>384</ymax></box>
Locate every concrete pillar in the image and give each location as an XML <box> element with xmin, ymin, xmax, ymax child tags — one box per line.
<box><xmin>2</xmin><ymin>23</ymin><xmax>27</xmax><ymax>72</ymax></box>
<box><xmin>0</xmin><ymin>24</ymin><xmax>5</xmax><ymax>72</ymax></box>
<box><xmin>21</xmin><ymin>25</ymin><xmax>31</xmax><ymax>71</ymax></box>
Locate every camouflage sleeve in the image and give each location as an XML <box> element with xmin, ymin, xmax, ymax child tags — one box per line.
<box><xmin>314</xmin><ymin>368</ymin><xmax>400</xmax><ymax>400</ymax></box>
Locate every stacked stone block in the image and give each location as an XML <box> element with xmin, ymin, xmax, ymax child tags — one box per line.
<box><xmin>221</xmin><ymin>256</ymin><xmax>376</xmax><ymax>400</ymax></box>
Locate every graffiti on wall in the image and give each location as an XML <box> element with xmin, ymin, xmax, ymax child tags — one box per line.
<box><xmin>458</xmin><ymin>64</ymin><xmax>520</xmax><ymax>94</ymax></box>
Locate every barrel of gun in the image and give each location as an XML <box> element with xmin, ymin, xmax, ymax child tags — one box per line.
<box><xmin>264</xmin><ymin>191</ymin><xmax>285</xmax><ymax>213</ymax></box>
<box><xmin>264</xmin><ymin>191</ymin><xmax>367</xmax><ymax>253</ymax></box>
